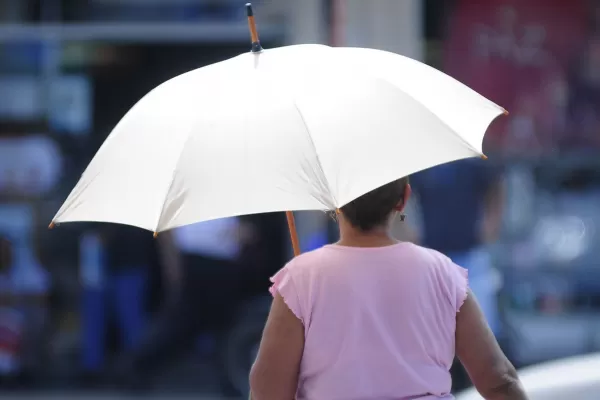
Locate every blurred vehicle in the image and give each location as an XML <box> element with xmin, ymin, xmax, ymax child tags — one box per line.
<box><xmin>455</xmin><ymin>352</ymin><xmax>600</xmax><ymax>400</ymax></box>
<box><xmin>497</xmin><ymin>159</ymin><xmax>600</xmax><ymax>366</ymax></box>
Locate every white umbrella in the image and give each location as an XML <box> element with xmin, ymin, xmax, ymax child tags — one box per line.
<box><xmin>50</xmin><ymin>4</ymin><xmax>506</xmax><ymax>255</ymax></box>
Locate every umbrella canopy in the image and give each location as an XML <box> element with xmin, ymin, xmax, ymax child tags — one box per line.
<box><xmin>52</xmin><ymin>43</ymin><xmax>505</xmax><ymax>233</ymax></box>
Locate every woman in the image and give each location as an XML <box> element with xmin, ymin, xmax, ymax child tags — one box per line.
<box><xmin>249</xmin><ymin>177</ymin><xmax>527</xmax><ymax>399</ymax></box>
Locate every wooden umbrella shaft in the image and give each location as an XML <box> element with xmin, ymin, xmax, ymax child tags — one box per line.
<box><xmin>248</xmin><ymin>16</ymin><xmax>259</xmax><ymax>43</ymax></box>
<box><xmin>246</xmin><ymin>3</ymin><xmax>263</xmax><ymax>53</ymax></box>
<box><xmin>286</xmin><ymin>211</ymin><xmax>301</xmax><ymax>257</ymax></box>
<box><xmin>246</xmin><ymin>4</ymin><xmax>298</xmax><ymax>398</ymax></box>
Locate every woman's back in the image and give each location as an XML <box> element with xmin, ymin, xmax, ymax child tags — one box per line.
<box><xmin>272</xmin><ymin>242</ymin><xmax>467</xmax><ymax>399</ymax></box>
<box><xmin>250</xmin><ymin>177</ymin><xmax>526</xmax><ymax>400</ymax></box>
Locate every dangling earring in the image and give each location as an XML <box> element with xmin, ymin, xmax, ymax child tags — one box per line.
<box><xmin>399</xmin><ymin>214</ymin><xmax>406</xmax><ymax>222</ymax></box>
<box><xmin>326</xmin><ymin>209</ymin><xmax>339</xmax><ymax>221</ymax></box>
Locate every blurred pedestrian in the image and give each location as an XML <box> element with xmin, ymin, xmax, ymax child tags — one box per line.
<box><xmin>249</xmin><ymin>177</ymin><xmax>526</xmax><ymax>399</ymax></box>
<box><xmin>0</xmin><ymin>236</ymin><xmax>20</xmax><ymax>383</ymax></box>
<box><xmin>409</xmin><ymin>159</ymin><xmax>505</xmax><ymax>336</ymax></box>
<box><xmin>80</xmin><ymin>224</ymin><xmax>177</xmax><ymax>386</ymax></box>
<box><xmin>403</xmin><ymin>158</ymin><xmax>505</xmax><ymax>391</ymax></box>
<box><xmin>116</xmin><ymin>216</ymin><xmax>254</xmax><ymax>391</ymax></box>
<box><xmin>0</xmin><ymin>234</ymin><xmax>50</xmax><ymax>387</ymax></box>
<box><xmin>566</xmin><ymin>36</ymin><xmax>600</xmax><ymax>150</ymax></box>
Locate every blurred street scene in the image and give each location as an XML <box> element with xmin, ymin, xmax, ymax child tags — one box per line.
<box><xmin>0</xmin><ymin>0</ymin><xmax>599</xmax><ymax>398</ymax></box>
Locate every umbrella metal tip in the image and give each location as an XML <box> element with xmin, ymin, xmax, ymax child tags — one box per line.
<box><xmin>503</xmin><ymin>109</ymin><xmax>509</xmax><ymax>116</ymax></box>
<box><xmin>246</xmin><ymin>3</ymin><xmax>253</xmax><ymax>16</ymax></box>
<box><xmin>48</xmin><ymin>222</ymin><xmax>55</xmax><ymax>229</ymax></box>
<box><xmin>153</xmin><ymin>232</ymin><xmax>158</xmax><ymax>239</ymax></box>
<box><xmin>481</xmin><ymin>154</ymin><xmax>488</xmax><ymax>160</ymax></box>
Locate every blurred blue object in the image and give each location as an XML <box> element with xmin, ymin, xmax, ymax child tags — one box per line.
<box><xmin>80</xmin><ymin>233</ymin><xmax>104</xmax><ymax>290</ymax></box>
<box><xmin>80</xmin><ymin>233</ymin><xmax>147</xmax><ymax>373</ymax></box>
<box><xmin>301</xmin><ymin>231</ymin><xmax>328</xmax><ymax>253</ymax></box>
<box><xmin>0</xmin><ymin>42</ymin><xmax>43</xmax><ymax>74</ymax></box>
<box><xmin>81</xmin><ymin>270</ymin><xmax>147</xmax><ymax>372</ymax></box>
<box><xmin>48</xmin><ymin>75</ymin><xmax>93</xmax><ymax>135</ymax></box>
<box><xmin>449</xmin><ymin>248</ymin><xmax>501</xmax><ymax>336</ymax></box>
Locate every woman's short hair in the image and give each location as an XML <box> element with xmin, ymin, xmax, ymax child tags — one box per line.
<box><xmin>340</xmin><ymin>176</ymin><xmax>409</xmax><ymax>231</ymax></box>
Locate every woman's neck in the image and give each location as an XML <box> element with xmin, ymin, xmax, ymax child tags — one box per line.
<box><xmin>337</xmin><ymin>225</ymin><xmax>398</xmax><ymax>248</ymax></box>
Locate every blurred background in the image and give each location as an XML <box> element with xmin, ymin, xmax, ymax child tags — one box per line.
<box><xmin>0</xmin><ymin>0</ymin><xmax>599</xmax><ymax>398</ymax></box>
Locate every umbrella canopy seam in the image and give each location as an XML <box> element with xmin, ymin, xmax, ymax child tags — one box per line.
<box><xmin>359</xmin><ymin>71</ymin><xmax>488</xmax><ymax>159</ymax></box>
<box><xmin>154</xmin><ymin>122</ymin><xmax>198</xmax><ymax>233</ymax></box>
<box><xmin>291</xmin><ymin>100</ymin><xmax>338</xmax><ymax>209</ymax></box>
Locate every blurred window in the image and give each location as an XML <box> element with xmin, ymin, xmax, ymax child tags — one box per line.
<box><xmin>0</xmin><ymin>135</ymin><xmax>63</xmax><ymax>198</ymax></box>
<box><xmin>0</xmin><ymin>76</ymin><xmax>43</xmax><ymax>122</ymax></box>
<box><xmin>441</xmin><ymin>0</ymin><xmax>600</xmax><ymax>158</ymax></box>
<box><xmin>0</xmin><ymin>42</ymin><xmax>43</xmax><ymax>75</ymax></box>
<box><xmin>62</xmin><ymin>0</ymin><xmax>249</xmax><ymax>22</ymax></box>
<box><xmin>0</xmin><ymin>205</ymin><xmax>50</xmax><ymax>296</ymax></box>
<box><xmin>0</xmin><ymin>1</ymin><xmax>33</xmax><ymax>23</ymax></box>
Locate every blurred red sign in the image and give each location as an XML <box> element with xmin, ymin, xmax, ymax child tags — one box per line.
<box><xmin>445</xmin><ymin>0</ymin><xmax>600</xmax><ymax>156</ymax></box>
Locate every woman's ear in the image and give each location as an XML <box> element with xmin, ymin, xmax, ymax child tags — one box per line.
<box><xmin>395</xmin><ymin>183</ymin><xmax>412</xmax><ymax>213</ymax></box>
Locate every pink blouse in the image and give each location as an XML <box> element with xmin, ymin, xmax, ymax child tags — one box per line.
<box><xmin>270</xmin><ymin>242</ymin><xmax>468</xmax><ymax>400</ymax></box>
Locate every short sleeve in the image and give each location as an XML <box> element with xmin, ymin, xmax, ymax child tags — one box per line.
<box><xmin>269</xmin><ymin>266</ymin><xmax>304</xmax><ymax>324</ymax></box>
<box><xmin>429</xmin><ymin>249</ymin><xmax>470</xmax><ymax>314</ymax></box>
<box><xmin>448</xmin><ymin>262</ymin><xmax>469</xmax><ymax>313</ymax></box>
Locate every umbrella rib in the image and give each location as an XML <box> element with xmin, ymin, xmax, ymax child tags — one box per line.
<box><xmin>291</xmin><ymin>100</ymin><xmax>338</xmax><ymax>209</ymax></box>
<box><xmin>333</xmin><ymin>47</ymin><xmax>503</xmax><ymax>155</ymax></box>
<box><xmin>153</xmin><ymin>124</ymin><xmax>197</xmax><ymax>233</ymax></box>
<box><xmin>377</xmin><ymin>78</ymin><xmax>487</xmax><ymax>157</ymax></box>
<box><xmin>51</xmin><ymin>169</ymin><xmax>100</xmax><ymax>224</ymax></box>
<box><xmin>396</xmin><ymin>84</ymin><xmax>502</xmax><ymax>156</ymax></box>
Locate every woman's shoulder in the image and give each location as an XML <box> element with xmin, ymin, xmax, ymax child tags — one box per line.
<box><xmin>283</xmin><ymin>246</ymin><xmax>333</xmax><ymax>273</ymax></box>
<box><xmin>400</xmin><ymin>243</ymin><xmax>467</xmax><ymax>284</ymax></box>
<box><xmin>274</xmin><ymin>245</ymin><xmax>353</xmax><ymax>285</ymax></box>
<box><xmin>409</xmin><ymin>243</ymin><xmax>453</xmax><ymax>264</ymax></box>
<box><xmin>268</xmin><ymin>248</ymin><xmax>334</xmax><ymax>322</ymax></box>
<box><xmin>411</xmin><ymin>245</ymin><xmax>469</xmax><ymax>310</ymax></box>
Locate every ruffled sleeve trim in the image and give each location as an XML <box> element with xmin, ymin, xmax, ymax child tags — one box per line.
<box><xmin>456</xmin><ymin>266</ymin><xmax>469</xmax><ymax>313</ymax></box>
<box><xmin>269</xmin><ymin>267</ymin><xmax>304</xmax><ymax>324</ymax></box>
